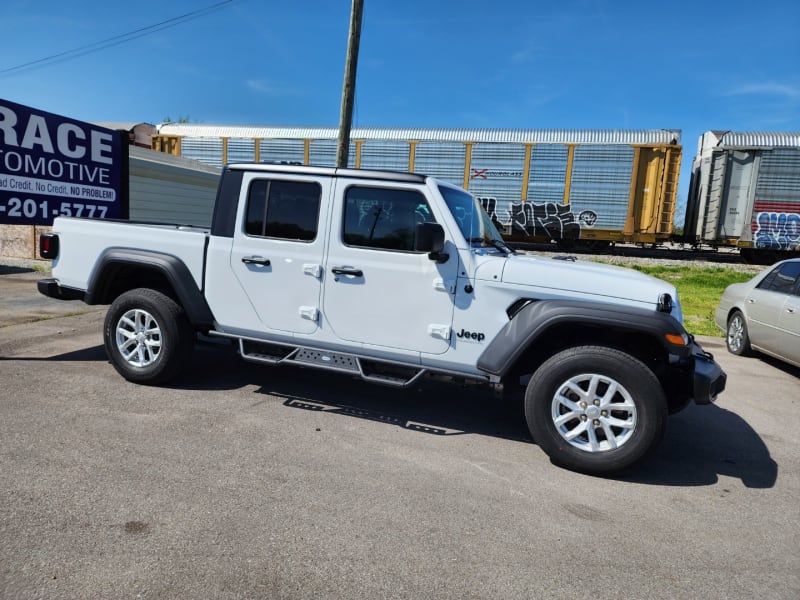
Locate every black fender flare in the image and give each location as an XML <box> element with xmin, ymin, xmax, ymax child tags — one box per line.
<box><xmin>476</xmin><ymin>299</ymin><xmax>691</xmax><ymax>377</ymax></box>
<box><xmin>85</xmin><ymin>247</ymin><xmax>215</xmax><ymax>328</ymax></box>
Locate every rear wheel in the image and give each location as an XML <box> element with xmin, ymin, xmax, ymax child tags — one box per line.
<box><xmin>103</xmin><ymin>288</ymin><xmax>193</xmax><ymax>385</ymax></box>
<box><xmin>726</xmin><ymin>310</ymin><xmax>752</xmax><ymax>356</ymax></box>
<box><xmin>525</xmin><ymin>346</ymin><xmax>667</xmax><ymax>474</ymax></box>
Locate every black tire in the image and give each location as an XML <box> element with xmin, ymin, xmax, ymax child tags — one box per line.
<box><xmin>726</xmin><ymin>310</ymin><xmax>752</xmax><ymax>356</ymax></box>
<box><xmin>103</xmin><ymin>288</ymin><xmax>194</xmax><ymax>385</ymax></box>
<box><xmin>525</xmin><ymin>346</ymin><xmax>667</xmax><ymax>474</ymax></box>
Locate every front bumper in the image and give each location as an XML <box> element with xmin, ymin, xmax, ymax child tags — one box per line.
<box><xmin>691</xmin><ymin>340</ymin><xmax>726</xmax><ymax>405</ymax></box>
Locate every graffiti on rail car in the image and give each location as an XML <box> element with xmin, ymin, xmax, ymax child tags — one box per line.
<box><xmin>479</xmin><ymin>197</ymin><xmax>598</xmax><ymax>240</ymax></box>
<box><xmin>753</xmin><ymin>202</ymin><xmax>800</xmax><ymax>251</ymax></box>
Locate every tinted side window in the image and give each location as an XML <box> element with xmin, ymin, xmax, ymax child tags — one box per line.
<box><xmin>343</xmin><ymin>186</ymin><xmax>433</xmax><ymax>251</ymax></box>
<box><xmin>211</xmin><ymin>168</ymin><xmax>243</xmax><ymax>238</ymax></box>
<box><xmin>757</xmin><ymin>262</ymin><xmax>800</xmax><ymax>294</ymax></box>
<box><xmin>245</xmin><ymin>179</ymin><xmax>321</xmax><ymax>241</ymax></box>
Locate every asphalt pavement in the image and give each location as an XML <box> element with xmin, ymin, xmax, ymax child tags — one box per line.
<box><xmin>1</xmin><ymin>262</ymin><xmax>798</xmax><ymax>599</ymax></box>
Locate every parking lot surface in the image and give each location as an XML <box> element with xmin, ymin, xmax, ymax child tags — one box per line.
<box><xmin>1</xmin><ymin>266</ymin><xmax>798</xmax><ymax>599</ymax></box>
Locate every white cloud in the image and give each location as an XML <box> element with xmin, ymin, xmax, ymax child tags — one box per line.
<box><xmin>725</xmin><ymin>82</ymin><xmax>800</xmax><ymax>99</ymax></box>
<box><xmin>246</xmin><ymin>79</ymin><xmax>301</xmax><ymax>97</ymax></box>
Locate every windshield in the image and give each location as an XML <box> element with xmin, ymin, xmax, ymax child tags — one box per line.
<box><xmin>437</xmin><ymin>184</ymin><xmax>507</xmax><ymax>248</ymax></box>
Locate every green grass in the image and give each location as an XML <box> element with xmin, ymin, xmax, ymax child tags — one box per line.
<box><xmin>619</xmin><ymin>265</ymin><xmax>755</xmax><ymax>336</ymax></box>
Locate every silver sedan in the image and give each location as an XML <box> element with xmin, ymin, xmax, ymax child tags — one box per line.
<box><xmin>715</xmin><ymin>258</ymin><xmax>800</xmax><ymax>368</ymax></box>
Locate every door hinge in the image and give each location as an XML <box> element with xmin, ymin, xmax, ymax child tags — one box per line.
<box><xmin>428</xmin><ymin>324</ymin><xmax>451</xmax><ymax>340</ymax></box>
<box><xmin>433</xmin><ymin>278</ymin><xmax>455</xmax><ymax>294</ymax></box>
<box><xmin>299</xmin><ymin>306</ymin><xmax>319</xmax><ymax>322</ymax></box>
<box><xmin>303</xmin><ymin>263</ymin><xmax>322</xmax><ymax>279</ymax></box>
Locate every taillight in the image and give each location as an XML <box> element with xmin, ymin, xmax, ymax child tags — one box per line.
<box><xmin>39</xmin><ymin>233</ymin><xmax>59</xmax><ymax>259</ymax></box>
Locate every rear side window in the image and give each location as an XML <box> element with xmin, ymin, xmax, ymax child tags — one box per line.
<box><xmin>245</xmin><ymin>179</ymin><xmax>321</xmax><ymax>241</ymax></box>
<box><xmin>343</xmin><ymin>186</ymin><xmax>433</xmax><ymax>251</ymax></box>
<box><xmin>211</xmin><ymin>168</ymin><xmax>243</xmax><ymax>238</ymax></box>
<box><xmin>757</xmin><ymin>262</ymin><xmax>800</xmax><ymax>295</ymax></box>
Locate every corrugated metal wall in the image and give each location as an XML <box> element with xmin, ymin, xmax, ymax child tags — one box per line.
<box><xmin>751</xmin><ymin>148</ymin><xmax>800</xmax><ymax>251</ymax></box>
<box><xmin>158</xmin><ymin>125</ymin><xmax>681</xmax><ymax>146</ymax></box>
<box><xmin>181</xmin><ymin>137</ymin><xmax>224</xmax><ymax>168</ymax></box>
<box><xmin>413</xmin><ymin>142</ymin><xmax>466</xmax><ymax>186</ymax></box>
<box><xmin>152</xmin><ymin>127</ymin><xmax>683</xmax><ymax>245</ymax></box>
<box><xmin>527</xmin><ymin>145</ymin><xmax>568</xmax><ymax>204</ymax></box>
<box><xmin>360</xmin><ymin>141</ymin><xmax>410</xmax><ymax>172</ymax></box>
<box><xmin>569</xmin><ymin>145</ymin><xmax>634</xmax><ymax>231</ymax></box>
<box><xmin>755</xmin><ymin>149</ymin><xmax>800</xmax><ymax>208</ymax></box>
<box><xmin>227</xmin><ymin>138</ymin><xmax>255</xmax><ymax>164</ymax></box>
<box><xmin>466</xmin><ymin>143</ymin><xmax>526</xmax><ymax>209</ymax></box>
<box><xmin>128</xmin><ymin>147</ymin><xmax>220</xmax><ymax>227</ymax></box>
<box><xmin>260</xmin><ymin>139</ymin><xmax>305</xmax><ymax>164</ymax></box>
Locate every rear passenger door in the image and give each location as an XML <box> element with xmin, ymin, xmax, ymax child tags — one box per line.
<box><xmin>230</xmin><ymin>173</ymin><xmax>331</xmax><ymax>335</ymax></box>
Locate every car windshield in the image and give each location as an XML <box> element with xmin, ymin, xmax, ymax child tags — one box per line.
<box><xmin>437</xmin><ymin>184</ymin><xmax>510</xmax><ymax>252</ymax></box>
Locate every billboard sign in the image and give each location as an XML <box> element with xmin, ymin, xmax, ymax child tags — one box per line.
<box><xmin>0</xmin><ymin>98</ymin><xmax>127</xmax><ymax>225</ymax></box>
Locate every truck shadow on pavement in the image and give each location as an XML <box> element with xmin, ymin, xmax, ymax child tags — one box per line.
<box><xmin>620</xmin><ymin>404</ymin><xmax>778</xmax><ymax>488</ymax></box>
<box><xmin>21</xmin><ymin>339</ymin><xmax>775</xmax><ymax>489</ymax></box>
<box><xmin>276</xmin><ymin>376</ymin><xmax>777</xmax><ymax>489</ymax></box>
<box><xmin>176</xmin><ymin>344</ymin><xmax>779</xmax><ymax>489</ymax></box>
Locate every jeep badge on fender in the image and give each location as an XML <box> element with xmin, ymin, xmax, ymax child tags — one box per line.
<box><xmin>456</xmin><ymin>329</ymin><xmax>485</xmax><ymax>342</ymax></box>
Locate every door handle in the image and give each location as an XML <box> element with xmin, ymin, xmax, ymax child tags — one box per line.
<box><xmin>331</xmin><ymin>267</ymin><xmax>363</xmax><ymax>277</ymax></box>
<box><xmin>242</xmin><ymin>256</ymin><xmax>271</xmax><ymax>266</ymax></box>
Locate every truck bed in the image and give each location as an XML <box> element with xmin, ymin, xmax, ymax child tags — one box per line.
<box><xmin>50</xmin><ymin>217</ymin><xmax>210</xmax><ymax>293</ymax></box>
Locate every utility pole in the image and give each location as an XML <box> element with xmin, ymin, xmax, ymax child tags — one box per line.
<box><xmin>336</xmin><ymin>0</ymin><xmax>364</xmax><ymax>168</ymax></box>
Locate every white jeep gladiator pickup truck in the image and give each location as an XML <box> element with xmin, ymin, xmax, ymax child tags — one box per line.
<box><xmin>38</xmin><ymin>163</ymin><xmax>726</xmax><ymax>473</ymax></box>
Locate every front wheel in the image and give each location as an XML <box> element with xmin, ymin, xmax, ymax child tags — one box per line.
<box><xmin>525</xmin><ymin>346</ymin><xmax>667</xmax><ymax>474</ymax></box>
<box><xmin>103</xmin><ymin>288</ymin><xmax>194</xmax><ymax>385</ymax></box>
<box><xmin>726</xmin><ymin>310</ymin><xmax>752</xmax><ymax>356</ymax></box>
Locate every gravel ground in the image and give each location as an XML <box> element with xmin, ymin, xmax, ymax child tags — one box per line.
<box><xmin>522</xmin><ymin>244</ymin><xmax>766</xmax><ymax>274</ymax></box>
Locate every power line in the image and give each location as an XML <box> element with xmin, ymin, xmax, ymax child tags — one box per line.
<box><xmin>0</xmin><ymin>0</ymin><xmax>238</xmax><ymax>77</ymax></box>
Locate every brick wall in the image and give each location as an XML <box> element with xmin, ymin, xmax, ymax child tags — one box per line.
<box><xmin>0</xmin><ymin>225</ymin><xmax>51</xmax><ymax>259</ymax></box>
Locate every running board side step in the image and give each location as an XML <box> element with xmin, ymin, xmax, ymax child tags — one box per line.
<box><xmin>239</xmin><ymin>340</ymin><xmax>427</xmax><ymax>388</ymax></box>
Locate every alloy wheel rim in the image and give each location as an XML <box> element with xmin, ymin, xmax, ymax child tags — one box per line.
<box><xmin>550</xmin><ymin>373</ymin><xmax>637</xmax><ymax>452</ymax></box>
<box><xmin>728</xmin><ymin>316</ymin><xmax>744</xmax><ymax>352</ymax></box>
<box><xmin>115</xmin><ymin>308</ymin><xmax>163</xmax><ymax>367</ymax></box>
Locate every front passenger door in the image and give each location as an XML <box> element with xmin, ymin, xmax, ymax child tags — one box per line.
<box><xmin>775</xmin><ymin>263</ymin><xmax>800</xmax><ymax>364</ymax></box>
<box><xmin>748</xmin><ymin>261</ymin><xmax>800</xmax><ymax>361</ymax></box>
<box><xmin>323</xmin><ymin>182</ymin><xmax>458</xmax><ymax>355</ymax></box>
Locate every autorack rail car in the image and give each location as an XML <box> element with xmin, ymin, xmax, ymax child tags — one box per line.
<box><xmin>682</xmin><ymin>131</ymin><xmax>800</xmax><ymax>263</ymax></box>
<box><xmin>153</xmin><ymin>126</ymin><xmax>682</xmax><ymax>250</ymax></box>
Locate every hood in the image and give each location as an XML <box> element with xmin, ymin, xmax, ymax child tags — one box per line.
<box><xmin>501</xmin><ymin>254</ymin><xmax>680</xmax><ymax>313</ymax></box>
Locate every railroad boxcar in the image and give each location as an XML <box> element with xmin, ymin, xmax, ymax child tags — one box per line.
<box><xmin>682</xmin><ymin>131</ymin><xmax>800</xmax><ymax>263</ymax></box>
<box><xmin>153</xmin><ymin>126</ymin><xmax>682</xmax><ymax>249</ymax></box>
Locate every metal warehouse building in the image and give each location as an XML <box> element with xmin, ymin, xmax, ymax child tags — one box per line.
<box><xmin>153</xmin><ymin>126</ymin><xmax>682</xmax><ymax>248</ymax></box>
<box><xmin>128</xmin><ymin>145</ymin><xmax>219</xmax><ymax>226</ymax></box>
<box><xmin>0</xmin><ymin>140</ymin><xmax>219</xmax><ymax>259</ymax></box>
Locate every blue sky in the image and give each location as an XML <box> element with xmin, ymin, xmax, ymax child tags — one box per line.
<box><xmin>2</xmin><ymin>0</ymin><xmax>799</xmax><ymax>220</ymax></box>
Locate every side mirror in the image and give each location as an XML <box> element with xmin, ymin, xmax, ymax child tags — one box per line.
<box><xmin>414</xmin><ymin>222</ymin><xmax>449</xmax><ymax>263</ymax></box>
